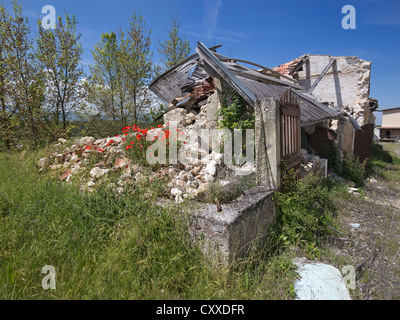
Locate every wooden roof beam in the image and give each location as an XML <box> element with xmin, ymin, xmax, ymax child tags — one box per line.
<box><xmin>149</xmin><ymin>44</ymin><xmax>222</xmax><ymax>89</ymax></box>
<box><xmin>196</xmin><ymin>41</ymin><xmax>256</xmax><ymax>108</ymax></box>
<box><xmin>290</xmin><ymin>56</ymin><xmax>309</xmax><ymax>75</ymax></box>
<box><xmin>308</xmin><ymin>58</ymin><xmax>336</xmax><ymax>95</ymax></box>
<box><xmin>214</xmin><ymin>54</ymin><xmax>300</xmax><ymax>85</ymax></box>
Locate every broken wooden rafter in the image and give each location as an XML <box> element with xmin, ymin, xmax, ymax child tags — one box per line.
<box><xmin>290</xmin><ymin>56</ymin><xmax>309</xmax><ymax>75</ymax></box>
<box><xmin>214</xmin><ymin>53</ymin><xmax>301</xmax><ymax>86</ymax></box>
<box><xmin>196</xmin><ymin>41</ymin><xmax>256</xmax><ymax>108</ymax></box>
<box><xmin>229</xmin><ymin>68</ymin><xmax>304</xmax><ymax>91</ymax></box>
<box><xmin>308</xmin><ymin>58</ymin><xmax>336</xmax><ymax>95</ymax></box>
<box><xmin>149</xmin><ymin>44</ymin><xmax>222</xmax><ymax>89</ymax></box>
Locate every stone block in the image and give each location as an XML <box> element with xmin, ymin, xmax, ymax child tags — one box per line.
<box><xmin>190</xmin><ymin>186</ymin><xmax>276</xmax><ymax>264</ymax></box>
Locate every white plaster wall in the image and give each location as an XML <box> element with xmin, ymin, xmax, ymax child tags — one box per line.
<box><xmin>382</xmin><ymin>109</ymin><xmax>400</xmax><ymax>127</ymax></box>
<box><xmin>296</xmin><ymin>54</ymin><xmax>372</xmax><ymax>125</ymax></box>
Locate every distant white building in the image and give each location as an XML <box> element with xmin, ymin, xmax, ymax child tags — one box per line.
<box><xmin>378</xmin><ymin>107</ymin><xmax>400</xmax><ymax>141</ymax></box>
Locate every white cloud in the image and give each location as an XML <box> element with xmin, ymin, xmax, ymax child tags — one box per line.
<box><xmin>203</xmin><ymin>0</ymin><xmax>222</xmax><ymax>40</ymax></box>
<box><xmin>182</xmin><ymin>1</ymin><xmax>249</xmax><ymax>44</ymax></box>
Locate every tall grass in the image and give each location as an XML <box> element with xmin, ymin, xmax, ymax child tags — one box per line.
<box><xmin>370</xmin><ymin>142</ymin><xmax>400</xmax><ymax>182</ymax></box>
<box><xmin>0</xmin><ymin>150</ymin><xmax>296</xmax><ymax>300</ymax></box>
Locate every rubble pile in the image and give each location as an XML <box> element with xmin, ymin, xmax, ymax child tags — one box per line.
<box><xmin>38</xmin><ymin>135</ymin><xmax>135</xmax><ymax>193</ymax></box>
<box><xmin>300</xmin><ymin>149</ymin><xmax>328</xmax><ymax>178</ymax></box>
<box><xmin>38</xmin><ymin>76</ymin><xmax>255</xmax><ymax>203</ymax></box>
<box><xmin>38</xmin><ymin>99</ymin><xmax>229</xmax><ymax>203</ymax></box>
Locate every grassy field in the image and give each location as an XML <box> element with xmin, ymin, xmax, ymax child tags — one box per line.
<box><xmin>0</xmin><ymin>150</ymin><xmax>297</xmax><ymax>300</ymax></box>
<box><xmin>1</xmin><ymin>142</ymin><xmax>399</xmax><ymax>300</ymax></box>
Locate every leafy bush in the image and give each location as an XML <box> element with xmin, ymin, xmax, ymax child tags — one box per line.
<box><xmin>274</xmin><ymin>171</ymin><xmax>337</xmax><ymax>248</ymax></box>
<box><xmin>219</xmin><ymin>92</ymin><xmax>254</xmax><ymax>131</ymax></box>
<box><xmin>341</xmin><ymin>155</ymin><xmax>366</xmax><ymax>187</ymax></box>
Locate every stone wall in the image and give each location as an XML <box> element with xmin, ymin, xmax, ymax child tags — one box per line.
<box><xmin>295</xmin><ymin>54</ymin><xmax>373</xmax><ymax>126</ymax></box>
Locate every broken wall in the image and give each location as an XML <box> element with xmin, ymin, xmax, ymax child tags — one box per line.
<box><xmin>295</xmin><ymin>54</ymin><xmax>373</xmax><ymax>126</ymax></box>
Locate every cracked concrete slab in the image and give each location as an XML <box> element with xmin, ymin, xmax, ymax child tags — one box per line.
<box><xmin>294</xmin><ymin>258</ymin><xmax>351</xmax><ymax>300</ymax></box>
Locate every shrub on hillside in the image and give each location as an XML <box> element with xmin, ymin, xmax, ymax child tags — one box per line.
<box><xmin>341</xmin><ymin>155</ymin><xmax>366</xmax><ymax>187</ymax></box>
<box><xmin>274</xmin><ymin>171</ymin><xmax>337</xmax><ymax>248</ymax></box>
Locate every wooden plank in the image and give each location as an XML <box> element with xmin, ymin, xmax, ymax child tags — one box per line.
<box><xmin>150</xmin><ymin>44</ymin><xmax>222</xmax><ymax>88</ymax></box>
<box><xmin>281</xmin><ymin>115</ymin><xmax>284</xmax><ymax>157</ymax></box>
<box><xmin>281</xmin><ymin>106</ymin><xmax>301</xmax><ymax>117</ymax></box>
<box><xmin>230</xmin><ymin>68</ymin><xmax>305</xmax><ymax>91</ymax></box>
<box><xmin>285</xmin><ymin>115</ymin><xmax>289</xmax><ymax>157</ymax></box>
<box><xmin>290</xmin><ymin>56</ymin><xmax>309</xmax><ymax>74</ymax></box>
<box><xmin>289</xmin><ymin>117</ymin><xmax>292</xmax><ymax>156</ymax></box>
<box><xmin>217</xmin><ymin>56</ymin><xmax>301</xmax><ymax>84</ymax></box>
<box><xmin>308</xmin><ymin>58</ymin><xmax>336</xmax><ymax>95</ymax></box>
<box><xmin>285</xmin><ymin>157</ymin><xmax>301</xmax><ymax>170</ymax></box>
<box><xmin>280</xmin><ymin>87</ymin><xmax>301</xmax><ymax>179</ymax></box>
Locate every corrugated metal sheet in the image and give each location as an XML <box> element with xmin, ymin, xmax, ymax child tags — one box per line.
<box><xmin>237</xmin><ymin>76</ymin><xmax>340</xmax><ymax>124</ymax></box>
<box><xmin>150</xmin><ymin>56</ymin><xmax>210</xmax><ymax>103</ymax></box>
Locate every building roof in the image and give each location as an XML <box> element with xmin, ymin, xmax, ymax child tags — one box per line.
<box><xmin>236</xmin><ymin>76</ymin><xmax>340</xmax><ymax>124</ymax></box>
<box><xmin>149</xmin><ymin>43</ymin><xmax>341</xmax><ymax>125</ymax></box>
<box><xmin>378</xmin><ymin>107</ymin><xmax>400</xmax><ymax>112</ymax></box>
<box><xmin>377</xmin><ymin>127</ymin><xmax>400</xmax><ymax>130</ymax></box>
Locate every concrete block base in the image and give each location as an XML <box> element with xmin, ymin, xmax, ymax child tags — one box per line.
<box><xmin>190</xmin><ymin>186</ymin><xmax>276</xmax><ymax>264</ymax></box>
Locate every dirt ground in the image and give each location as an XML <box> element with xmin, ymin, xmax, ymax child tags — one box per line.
<box><xmin>321</xmin><ymin>144</ymin><xmax>400</xmax><ymax>300</ymax></box>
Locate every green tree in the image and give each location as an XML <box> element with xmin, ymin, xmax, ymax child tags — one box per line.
<box><xmin>0</xmin><ymin>4</ymin><xmax>13</xmax><ymax>149</ymax></box>
<box><xmin>85</xmin><ymin>31</ymin><xmax>129</xmax><ymax>135</ymax></box>
<box><xmin>36</xmin><ymin>13</ymin><xmax>84</xmax><ymax>136</ymax></box>
<box><xmin>121</xmin><ymin>11</ymin><xmax>154</xmax><ymax>125</ymax></box>
<box><xmin>158</xmin><ymin>18</ymin><xmax>190</xmax><ymax>70</ymax></box>
<box><xmin>1</xmin><ymin>1</ymin><xmax>45</xmax><ymax>149</ymax></box>
<box><xmin>86</xmin><ymin>12</ymin><xmax>155</xmax><ymax>131</ymax></box>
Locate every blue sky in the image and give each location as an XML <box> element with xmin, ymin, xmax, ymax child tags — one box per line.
<box><xmin>3</xmin><ymin>0</ymin><xmax>400</xmax><ymax>124</ymax></box>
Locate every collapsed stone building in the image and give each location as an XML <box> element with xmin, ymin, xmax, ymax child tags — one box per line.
<box><xmin>147</xmin><ymin>43</ymin><xmax>379</xmax><ymax>262</ymax></box>
<box><xmin>40</xmin><ymin>43</ymin><xmax>379</xmax><ymax>263</ymax></box>
<box><xmin>273</xmin><ymin>54</ymin><xmax>378</xmax><ymax>165</ymax></box>
<box><xmin>150</xmin><ymin>43</ymin><xmax>378</xmax><ymax>190</ymax></box>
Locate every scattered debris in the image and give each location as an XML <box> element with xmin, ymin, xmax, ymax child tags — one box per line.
<box><xmin>293</xmin><ymin>258</ymin><xmax>351</xmax><ymax>300</ymax></box>
<box><xmin>300</xmin><ymin>149</ymin><xmax>328</xmax><ymax>178</ymax></box>
<box><xmin>328</xmin><ymin>172</ymin><xmax>356</xmax><ymax>187</ymax></box>
<box><xmin>348</xmin><ymin>187</ymin><xmax>360</xmax><ymax>195</ymax></box>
